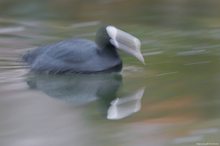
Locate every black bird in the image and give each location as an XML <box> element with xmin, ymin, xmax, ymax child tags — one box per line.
<box><xmin>23</xmin><ymin>25</ymin><xmax>145</xmax><ymax>73</ymax></box>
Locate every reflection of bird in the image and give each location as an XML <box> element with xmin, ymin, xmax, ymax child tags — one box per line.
<box><xmin>23</xmin><ymin>25</ymin><xmax>144</xmax><ymax>73</ymax></box>
<box><xmin>26</xmin><ymin>73</ymin><xmax>122</xmax><ymax>105</ymax></box>
<box><xmin>26</xmin><ymin>73</ymin><xmax>145</xmax><ymax>120</ymax></box>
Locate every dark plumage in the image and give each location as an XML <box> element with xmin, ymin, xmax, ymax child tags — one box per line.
<box><xmin>23</xmin><ymin>25</ymin><xmax>144</xmax><ymax>74</ymax></box>
<box><xmin>23</xmin><ymin>38</ymin><xmax>122</xmax><ymax>73</ymax></box>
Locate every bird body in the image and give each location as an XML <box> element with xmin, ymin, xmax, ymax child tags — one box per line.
<box><xmin>23</xmin><ymin>39</ymin><xmax>122</xmax><ymax>73</ymax></box>
<box><xmin>23</xmin><ymin>25</ymin><xmax>144</xmax><ymax>74</ymax></box>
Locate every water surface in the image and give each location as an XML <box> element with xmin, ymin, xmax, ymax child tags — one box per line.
<box><xmin>0</xmin><ymin>0</ymin><xmax>220</xmax><ymax>146</ymax></box>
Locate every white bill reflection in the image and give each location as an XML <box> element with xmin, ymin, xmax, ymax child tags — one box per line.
<box><xmin>107</xmin><ymin>88</ymin><xmax>145</xmax><ymax>120</ymax></box>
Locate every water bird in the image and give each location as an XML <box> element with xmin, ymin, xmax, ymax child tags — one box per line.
<box><xmin>23</xmin><ymin>25</ymin><xmax>145</xmax><ymax>73</ymax></box>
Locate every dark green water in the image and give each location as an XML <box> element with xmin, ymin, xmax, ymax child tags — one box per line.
<box><xmin>0</xmin><ymin>0</ymin><xmax>220</xmax><ymax>146</ymax></box>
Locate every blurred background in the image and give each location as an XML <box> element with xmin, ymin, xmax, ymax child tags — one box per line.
<box><xmin>0</xmin><ymin>0</ymin><xmax>220</xmax><ymax>146</ymax></box>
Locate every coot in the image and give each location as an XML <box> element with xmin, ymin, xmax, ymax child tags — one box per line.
<box><xmin>23</xmin><ymin>25</ymin><xmax>145</xmax><ymax>73</ymax></box>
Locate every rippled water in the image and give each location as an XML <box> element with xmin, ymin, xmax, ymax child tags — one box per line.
<box><xmin>0</xmin><ymin>0</ymin><xmax>220</xmax><ymax>146</ymax></box>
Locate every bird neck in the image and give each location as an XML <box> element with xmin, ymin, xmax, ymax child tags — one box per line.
<box><xmin>98</xmin><ymin>45</ymin><xmax>119</xmax><ymax>58</ymax></box>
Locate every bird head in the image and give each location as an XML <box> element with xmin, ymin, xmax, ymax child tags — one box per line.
<box><xmin>96</xmin><ymin>25</ymin><xmax>145</xmax><ymax>64</ymax></box>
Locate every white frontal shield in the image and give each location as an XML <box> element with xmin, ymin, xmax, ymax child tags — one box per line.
<box><xmin>106</xmin><ymin>26</ymin><xmax>145</xmax><ymax>64</ymax></box>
